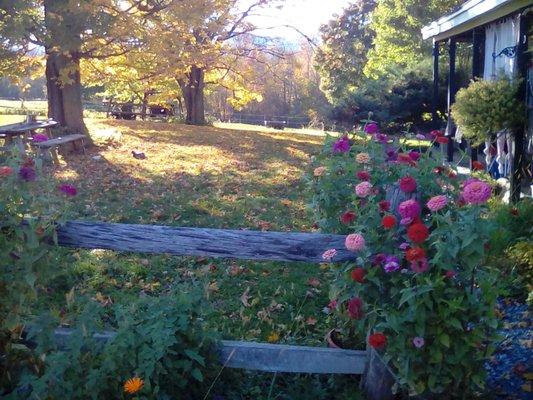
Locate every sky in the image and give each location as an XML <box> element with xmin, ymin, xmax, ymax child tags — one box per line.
<box><xmin>245</xmin><ymin>0</ymin><xmax>352</xmax><ymax>43</ymax></box>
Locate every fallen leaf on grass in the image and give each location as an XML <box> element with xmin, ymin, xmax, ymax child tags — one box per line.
<box><xmin>240</xmin><ymin>287</ymin><xmax>252</xmax><ymax>307</ymax></box>
<box><xmin>207</xmin><ymin>281</ymin><xmax>219</xmax><ymax>293</ymax></box>
<box><xmin>267</xmin><ymin>332</ymin><xmax>280</xmax><ymax>343</ymax></box>
<box><xmin>307</xmin><ymin>277</ymin><xmax>321</xmax><ymax>287</ymax></box>
<box><xmin>306</xmin><ymin>317</ymin><xmax>317</xmax><ymax>326</ymax></box>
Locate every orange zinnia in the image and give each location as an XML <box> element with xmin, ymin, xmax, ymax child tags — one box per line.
<box><xmin>124</xmin><ymin>377</ymin><xmax>144</xmax><ymax>394</ymax></box>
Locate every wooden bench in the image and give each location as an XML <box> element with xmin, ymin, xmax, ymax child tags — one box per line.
<box><xmin>31</xmin><ymin>134</ymin><xmax>86</xmax><ymax>164</ymax></box>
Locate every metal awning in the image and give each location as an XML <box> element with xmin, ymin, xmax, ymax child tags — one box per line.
<box><xmin>421</xmin><ymin>0</ymin><xmax>531</xmax><ymax>41</ymax></box>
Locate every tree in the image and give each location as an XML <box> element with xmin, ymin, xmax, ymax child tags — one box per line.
<box><xmin>364</xmin><ymin>0</ymin><xmax>462</xmax><ymax>78</ymax></box>
<box><xmin>314</xmin><ymin>0</ymin><xmax>376</xmax><ymax>104</ymax></box>
<box><xmin>0</xmin><ymin>0</ymin><xmax>168</xmax><ymax>136</ymax></box>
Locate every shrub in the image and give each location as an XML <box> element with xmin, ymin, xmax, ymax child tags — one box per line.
<box><xmin>451</xmin><ymin>77</ymin><xmax>525</xmax><ymax>145</ymax></box>
<box><xmin>0</xmin><ymin>151</ymin><xmax>74</xmax><ymax>393</ymax></box>
<box><xmin>11</xmin><ymin>286</ymin><xmax>217</xmax><ymax>400</ymax></box>
<box><xmin>308</xmin><ymin>126</ymin><xmax>501</xmax><ymax>397</ymax></box>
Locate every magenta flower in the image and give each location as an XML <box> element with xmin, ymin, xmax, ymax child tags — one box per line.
<box><xmin>59</xmin><ymin>183</ymin><xmax>77</xmax><ymax>196</ymax></box>
<box><xmin>364</xmin><ymin>123</ymin><xmax>378</xmax><ymax>134</ymax></box>
<box><xmin>322</xmin><ymin>249</ymin><xmax>337</xmax><ymax>262</ymax></box>
<box><xmin>355</xmin><ymin>181</ymin><xmax>373</xmax><ymax>198</ymax></box>
<box><xmin>408</xmin><ymin>151</ymin><xmax>420</xmax><ymax>161</ymax></box>
<box><xmin>385</xmin><ymin>148</ymin><xmax>398</xmax><ymax>161</ymax></box>
<box><xmin>345</xmin><ymin>233</ymin><xmax>365</xmax><ymax>251</ymax></box>
<box><xmin>383</xmin><ymin>255</ymin><xmax>400</xmax><ymax>273</ymax></box>
<box><xmin>31</xmin><ymin>133</ymin><xmax>48</xmax><ymax>142</ymax></box>
<box><xmin>19</xmin><ymin>166</ymin><xmax>36</xmax><ymax>181</ymax></box>
<box><xmin>328</xmin><ymin>299</ymin><xmax>338</xmax><ymax>310</ymax></box>
<box><xmin>410</xmin><ymin>258</ymin><xmax>429</xmax><ymax>273</ymax></box>
<box><xmin>347</xmin><ymin>297</ymin><xmax>364</xmax><ymax>319</ymax></box>
<box><xmin>399</xmin><ymin>176</ymin><xmax>417</xmax><ymax>193</ymax></box>
<box><xmin>374</xmin><ymin>133</ymin><xmax>388</xmax><ymax>144</ymax></box>
<box><xmin>462</xmin><ymin>180</ymin><xmax>491</xmax><ymax>205</ymax></box>
<box><xmin>400</xmin><ymin>217</ymin><xmax>413</xmax><ymax>226</ymax></box>
<box><xmin>427</xmin><ymin>195</ymin><xmax>447</xmax><ymax>212</ymax></box>
<box><xmin>333</xmin><ymin>136</ymin><xmax>350</xmax><ymax>153</ymax></box>
<box><xmin>413</xmin><ymin>337</ymin><xmax>425</xmax><ymax>348</ymax></box>
<box><xmin>372</xmin><ymin>253</ymin><xmax>386</xmax><ymax>266</ymax></box>
<box><xmin>399</xmin><ymin>242</ymin><xmax>410</xmax><ymax>250</ymax></box>
<box><xmin>398</xmin><ymin>199</ymin><xmax>421</xmax><ymax>219</ymax></box>
<box><xmin>356</xmin><ymin>170</ymin><xmax>371</xmax><ymax>181</ymax></box>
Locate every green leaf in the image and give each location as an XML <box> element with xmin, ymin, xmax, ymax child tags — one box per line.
<box><xmin>439</xmin><ymin>334</ymin><xmax>450</xmax><ymax>348</ymax></box>
<box><xmin>184</xmin><ymin>349</ymin><xmax>205</xmax><ymax>366</ymax></box>
<box><xmin>191</xmin><ymin>368</ymin><xmax>203</xmax><ymax>382</ymax></box>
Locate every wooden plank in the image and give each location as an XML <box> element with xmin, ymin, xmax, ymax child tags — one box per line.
<box><xmin>56</xmin><ymin>221</ymin><xmax>358</xmax><ymax>263</ymax></box>
<box><xmin>219</xmin><ymin>340</ymin><xmax>366</xmax><ymax>374</ymax></box>
<box><xmin>52</xmin><ymin>328</ymin><xmax>365</xmax><ymax>374</ymax></box>
<box><xmin>33</xmin><ymin>134</ymin><xmax>85</xmax><ymax>148</ymax></box>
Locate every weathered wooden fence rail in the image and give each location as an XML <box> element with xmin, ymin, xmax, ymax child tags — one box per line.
<box><xmin>52</xmin><ymin>221</ymin><xmax>396</xmax><ymax>399</ymax></box>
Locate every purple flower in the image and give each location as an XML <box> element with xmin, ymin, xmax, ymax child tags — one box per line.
<box><xmin>372</xmin><ymin>253</ymin><xmax>386</xmax><ymax>266</ymax></box>
<box><xmin>333</xmin><ymin>136</ymin><xmax>350</xmax><ymax>153</ymax></box>
<box><xmin>31</xmin><ymin>133</ymin><xmax>48</xmax><ymax>142</ymax></box>
<box><xmin>385</xmin><ymin>148</ymin><xmax>398</xmax><ymax>161</ymax></box>
<box><xmin>374</xmin><ymin>133</ymin><xmax>389</xmax><ymax>144</ymax></box>
<box><xmin>413</xmin><ymin>337</ymin><xmax>425</xmax><ymax>348</ymax></box>
<box><xmin>19</xmin><ymin>166</ymin><xmax>36</xmax><ymax>181</ymax></box>
<box><xmin>408</xmin><ymin>151</ymin><xmax>420</xmax><ymax>161</ymax></box>
<box><xmin>399</xmin><ymin>242</ymin><xmax>410</xmax><ymax>250</ymax></box>
<box><xmin>364</xmin><ymin>123</ymin><xmax>379</xmax><ymax>134</ymax></box>
<box><xmin>59</xmin><ymin>183</ymin><xmax>77</xmax><ymax>196</ymax></box>
<box><xmin>400</xmin><ymin>217</ymin><xmax>413</xmax><ymax>226</ymax></box>
<box><xmin>415</xmin><ymin>134</ymin><xmax>427</xmax><ymax>140</ymax></box>
<box><xmin>383</xmin><ymin>255</ymin><xmax>400</xmax><ymax>273</ymax></box>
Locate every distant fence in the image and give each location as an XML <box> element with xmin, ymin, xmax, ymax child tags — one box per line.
<box><xmin>219</xmin><ymin>113</ymin><xmax>311</xmax><ymax>129</ymax></box>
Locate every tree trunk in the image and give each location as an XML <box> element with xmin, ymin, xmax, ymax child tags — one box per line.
<box><xmin>44</xmin><ymin>0</ymin><xmax>89</xmax><ymax>141</ymax></box>
<box><xmin>178</xmin><ymin>66</ymin><xmax>205</xmax><ymax>125</ymax></box>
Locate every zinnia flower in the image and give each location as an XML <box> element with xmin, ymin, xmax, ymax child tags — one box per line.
<box><xmin>472</xmin><ymin>161</ymin><xmax>484</xmax><ymax>171</ymax></box>
<box><xmin>356</xmin><ymin>170</ymin><xmax>371</xmax><ymax>181</ymax></box>
<box><xmin>372</xmin><ymin>253</ymin><xmax>386</xmax><ymax>266</ymax></box>
<box><xmin>347</xmin><ymin>297</ymin><xmax>364</xmax><ymax>319</ymax></box>
<box><xmin>385</xmin><ymin>148</ymin><xmax>398</xmax><ymax>161</ymax></box>
<box><xmin>437</xmin><ymin>136</ymin><xmax>449</xmax><ymax>144</ymax></box>
<box><xmin>351</xmin><ymin>267</ymin><xmax>366</xmax><ymax>283</ymax></box>
<box><xmin>398</xmin><ymin>153</ymin><xmax>416</xmax><ymax>166</ymax></box>
<box><xmin>328</xmin><ymin>299</ymin><xmax>338</xmax><ymax>310</ymax></box>
<box><xmin>407</xmin><ymin>223</ymin><xmax>429</xmax><ymax>244</ymax></box>
<box><xmin>405</xmin><ymin>247</ymin><xmax>426</xmax><ymax>262</ymax></box>
<box><xmin>313</xmin><ymin>166</ymin><xmax>326</xmax><ymax>177</ymax></box>
<box><xmin>462</xmin><ymin>180</ymin><xmax>491</xmax><ymax>205</ymax></box>
<box><xmin>59</xmin><ymin>183</ymin><xmax>77</xmax><ymax>196</ymax></box>
<box><xmin>430</xmin><ymin>130</ymin><xmax>443</xmax><ymax>137</ymax></box>
<box><xmin>333</xmin><ymin>136</ymin><xmax>350</xmax><ymax>153</ymax></box>
<box><xmin>355</xmin><ymin>181</ymin><xmax>373</xmax><ymax>198</ymax></box>
<box><xmin>364</xmin><ymin>123</ymin><xmax>378</xmax><ymax>134</ymax></box>
<box><xmin>31</xmin><ymin>133</ymin><xmax>48</xmax><ymax>142</ymax></box>
<box><xmin>410</xmin><ymin>257</ymin><xmax>429</xmax><ymax>273</ymax></box>
<box><xmin>0</xmin><ymin>166</ymin><xmax>13</xmax><ymax>177</ymax></box>
<box><xmin>374</xmin><ymin>133</ymin><xmax>388</xmax><ymax>144</ymax></box>
<box><xmin>124</xmin><ymin>377</ymin><xmax>144</xmax><ymax>394</ymax></box>
<box><xmin>426</xmin><ymin>195</ymin><xmax>447</xmax><ymax>212</ymax></box>
<box><xmin>322</xmin><ymin>249</ymin><xmax>337</xmax><ymax>262</ymax></box>
<box><xmin>413</xmin><ymin>337</ymin><xmax>425</xmax><ymax>348</ymax></box>
<box><xmin>383</xmin><ymin>255</ymin><xmax>400</xmax><ymax>273</ymax></box>
<box><xmin>381</xmin><ymin>215</ymin><xmax>396</xmax><ymax>229</ymax></box>
<box><xmin>368</xmin><ymin>332</ymin><xmax>387</xmax><ymax>349</ymax></box>
<box><xmin>445</xmin><ymin>270</ymin><xmax>457</xmax><ymax>278</ymax></box>
<box><xmin>408</xmin><ymin>151</ymin><xmax>420</xmax><ymax>161</ymax></box>
<box><xmin>378</xmin><ymin>200</ymin><xmax>390</xmax><ymax>212</ymax></box>
<box><xmin>399</xmin><ymin>242</ymin><xmax>410</xmax><ymax>250</ymax></box>
<box><xmin>340</xmin><ymin>211</ymin><xmax>356</xmax><ymax>224</ymax></box>
<box><xmin>399</xmin><ymin>176</ymin><xmax>417</xmax><ymax>193</ymax></box>
<box><xmin>398</xmin><ymin>199</ymin><xmax>421</xmax><ymax>219</ymax></box>
<box><xmin>355</xmin><ymin>152</ymin><xmax>370</xmax><ymax>164</ymax></box>
<box><xmin>345</xmin><ymin>233</ymin><xmax>365</xmax><ymax>251</ymax></box>
<box><xmin>19</xmin><ymin>166</ymin><xmax>36</xmax><ymax>182</ymax></box>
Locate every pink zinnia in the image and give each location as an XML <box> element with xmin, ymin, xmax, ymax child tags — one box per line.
<box><xmin>398</xmin><ymin>199</ymin><xmax>421</xmax><ymax>219</ymax></box>
<box><xmin>355</xmin><ymin>181</ymin><xmax>373</xmax><ymax>198</ymax></box>
<box><xmin>426</xmin><ymin>195</ymin><xmax>447</xmax><ymax>212</ymax></box>
<box><xmin>410</xmin><ymin>258</ymin><xmax>429</xmax><ymax>273</ymax></box>
<box><xmin>364</xmin><ymin>123</ymin><xmax>378</xmax><ymax>134</ymax></box>
<box><xmin>462</xmin><ymin>181</ymin><xmax>491</xmax><ymax>205</ymax></box>
<box><xmin>31</xmin><ymin>133</ymin><xmax>48</xmax><ymax>142</ymax></box>
<box><xmin>399</xmin><ymin>176</ymin><xmax>417</xmax><ymax>193</ymax></box>
<box><xmin>322</xmin><ymin>249</ymin><xmax>337</xmax><ymax>262</ymax></box>
<box><xmin>328</xmin><ymin>299</ymin><xmax>338</xmax><ymax>310</ymax></box>
<box><xmin>413</xmin><ymin>337</ymin><xmax>425</xmax><ymax>348</ymax></box>
<box><xmin>345</xmin><ymin>233</ymin><xmax>365</xmax><ymax>251</ymax></box>
<box><xmin>59</xmin><ymin>183</ymin><xmax>77</xmax><ymax>196</ymax></box>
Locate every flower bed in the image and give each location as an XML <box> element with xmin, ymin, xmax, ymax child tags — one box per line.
<box><xmin>309</xmin><ymin>125</ymin><xmax>501</xmax><ymax>397</ymax></box>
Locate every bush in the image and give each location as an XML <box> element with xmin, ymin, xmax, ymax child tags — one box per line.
<box><xmin>308</xmin><ymin>126</ymin><xmax>501</xmax><ymax>397</ymax></box>
<box><xmin>451</xmin><ymin>77</ymin><xmax>525</xmax><ymax>145</ymax></box>
<box><xmin>11</xmin><ymin>286</ymin><xmax>217</xmax><ymax>400</ymax></box>
<box><xmin>0</xmin><ymin>151</ymin><xmax>75</xmax><ymax>393</ymax></box>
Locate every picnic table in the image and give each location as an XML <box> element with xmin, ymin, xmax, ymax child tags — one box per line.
<box><xmin>0</xmin><ymin>119</ymin><xmax>58</xmax><ymax>153</ymax></box>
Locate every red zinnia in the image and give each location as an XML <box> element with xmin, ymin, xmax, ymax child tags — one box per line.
<box><xmin>356</xmin><ymin>170</ymin><xmax>371</xmax><ymax>181</ymax></box>
<box><xmin>399</xmin><ymin>176</ymin><xmax>417</xmax><ymax>193</ymax></box>
<box><xmin>407</xmin><ymin>223</ymin><xmax>429</xmax><ymax>244</ymax></box>
<box><xmin>340</xmin><ymin>211</ymin><xmax>357</xmax><ymax>224</ymax></box>
<box><xmin>381</xmin><ymin>215</ymin><xmax>397</xmax><ymax>229</ymax></box>
<box><xmin>368</xmin><ymin>332</ymin><xmax>387</xmax><ymax>349</ymax></box>
<box><xmin>347</xmin><ymin>297</ymin><xmax>364</xmax><ymax>320</ymax></box>
<box><xmin>405</xmin><ymin>247</ymin><xmax>426</xmax><ymax>262</ymax></box>
<box><xmin>436</xmin><ymin>136</ymin><xmax>449</xmax><ymax>144</ymax></box>
<box><xmin>378</xmin><ymin>200</ymin><xmax>390</xmax><ymax>212</ymax></box>
<box><xmin>351</xmin><ymin>267</ymin><xmax>366</xmax><ymax>283</ymax></box>
<box><xmin>472</xmin><ymin>161</ymin><xmax>484</xmax><ymax>171</ymax></box>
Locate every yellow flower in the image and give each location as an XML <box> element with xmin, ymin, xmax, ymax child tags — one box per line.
<box><xmin>314</xmin><ymin>166</ymin><xmax>326</xmax><ymax>177</ymax></box>
<box><xmin>267</xmin><ymin>332</ymin><xmax>280</xmax><ymax>343</ymax></box>
<box><xmin>124</xmin><ymin>377</ymin><xmax>144</xmax><ymax>395</ymax></box>
<box><xmin>355</xmin><ymin>153</ymin><xmax>370</xmax><ymax>164</ymax></box>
